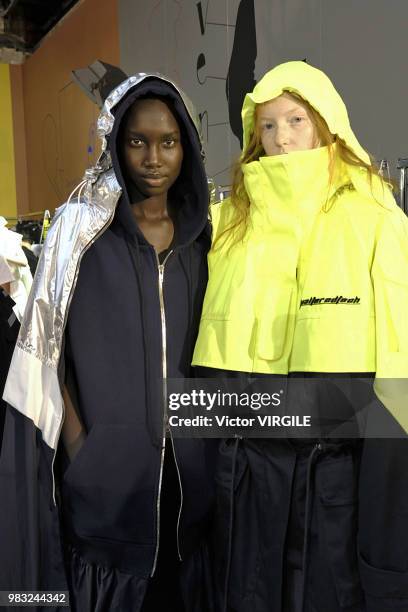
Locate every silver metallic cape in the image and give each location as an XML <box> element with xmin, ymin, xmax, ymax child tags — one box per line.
<box><xmin>3</xmin><ymin>73</ymin><xmax>204</xmax><ymax>454</ymax></box>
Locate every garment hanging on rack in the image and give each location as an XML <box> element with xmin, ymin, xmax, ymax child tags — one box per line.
<box><xmin>0</xmin><ymin>217</ymin><xmax>32</xmax><ymax>321</ymax></box>
<box><xmin>0</xmin><ymin>289</ymin><xmax>19</xmax><ymax>453</ymax></box>
<box><xmin>4</xmin><ymin>209</ymin><xmax>52</xmax><ymax>220</ymax></box>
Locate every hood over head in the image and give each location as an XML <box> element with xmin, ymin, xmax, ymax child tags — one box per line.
<box><xmin>94</xmin><ymin>73</ymin><xmax>209</xmax><ymax>247</ymax></box>
<box><xmin>242</xmin><ymin>61</ymin><xmax>370</xmax><ymax>165</ymax></box>
<box><xmin>241</xmin><ymin>61</ymin><xmax>397</xmax><ymax>210</ymax></box>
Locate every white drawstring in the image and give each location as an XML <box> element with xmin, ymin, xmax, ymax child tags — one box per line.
<box><xmin>67</xmin><ymin>179</ymin><xmax>88</xmax><ymax>205</ymax></box>
<box><xmin>77</xmin><ymin>180</ymin><xmax>88</xmax><ymax>202</ymax></box>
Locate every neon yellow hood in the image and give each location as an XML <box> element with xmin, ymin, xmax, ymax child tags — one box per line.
<box><xmin>242</xmin><ymin>61</ymin><xmax>370</xmax><ymax>164</ymax></box>
<box><xmin>241</xmin><ymin>61</ymin><xmax>395</xmax><ymax>210</ymax></box>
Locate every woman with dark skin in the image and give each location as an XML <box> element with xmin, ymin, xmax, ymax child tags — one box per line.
<box><xmin>61</xmin><ymin>94</ymin><xmax>207</xmax><ymax>612</ymax></box>
<box><xmin>1</xmin><ymin>75</ymin><xmax>215</xmax><ymax>612</ymax></box>
<box><xmin>123</xmin><ymin>98</ymin><xmax>182</xmax><ymax>250</ymax></box>
<box><xmin>61</xmin><ymin>97</ymin><xmax>185</xmax><ymax>464</ymax></box>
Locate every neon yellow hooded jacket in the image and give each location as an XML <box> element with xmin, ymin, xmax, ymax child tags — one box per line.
<box><xmin>193</xmin><ymin>62</ymin><xmax>408</xmax><ymax>425</ymax></box>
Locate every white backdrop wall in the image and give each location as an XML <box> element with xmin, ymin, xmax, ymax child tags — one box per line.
<box><xmin>119</xmin><ymin>0</ymin><xmax>408</xmax><ymax>187</ymax></box>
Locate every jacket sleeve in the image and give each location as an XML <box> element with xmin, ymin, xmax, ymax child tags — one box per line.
<box><xmin>372</xmin><ymin>206</ymin><xmax>408</xmax><ymax>432</ymax></box>
<box><xmin>0</xmin><ymin>404</ymin><xmax>68</xmax><ymax>599</ymax></box>
<box><xmin>359</xmin><ymin>206</ymin><xmax>408</xmax><ymax>610</ymax></box>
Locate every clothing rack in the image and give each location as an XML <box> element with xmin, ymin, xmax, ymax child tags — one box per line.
<box><xmin>5</xmin><ymin>210</ymin><xmax>51</xmax><ymax>245</ymax></box>
<box><xmin>217</xmin><ymin>185</ymin><xmax>232</xmax><ymax>201</ymax></box>
<box><xmin>397</xmin><ymin>158</ymin><xmax>408</xmax><ymax>214</ymax></box>
<box><xmin>4</xmin><ymin>210</ymin><xmax>50</xmax><ymax>221</ymax></box>
<box><xmin>5</xmin><ymin>159</ymin><xmax>408</xmax><ymax>229</ymax></box>
<box><xmin>39</xmin><ymin>210</ymin><xmax>51</xmax><ymax>244</ymax></box>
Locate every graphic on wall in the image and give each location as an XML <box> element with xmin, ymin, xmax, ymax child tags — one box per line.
<box><xmin>119</xmin><ymin>0</ymin><xmax>323</xmax><ymax>188</ymax></box>
<box><xmin>120</xmin><ymin>0</ymin><xmax>244</xmax><ymax>187</ymax></box>
<box><xmin>41</xmin><ymin>82</ymin><xmax>99</xmax><ymax>199</ymax></box>
<box><xmin>226</xmin><ymin>0</ymin><xmax>257</xmax><ymax>147</ymax></box>
<box><xmin>193</xmin><ymin>0</ymin><xmax>242</xmax><ymax>186</ymax></box>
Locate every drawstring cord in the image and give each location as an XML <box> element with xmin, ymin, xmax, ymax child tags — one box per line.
<box><xmin>67</xmin><ymin>179</ymin><xmax>88</xmax><ymax>205</ymax></box>
<box><xmin>223</xmin><ymin>437</ymin><xmax>240</xmax><ymax>612</ymax></box>
<box><xmin>300</xmin><ymin>441</ymin><xmax>323</xmax><ymax>612</ymax></box>
<box><xmin>66</xmin><ymin>163</ymin><xmax>103</xmax><ymax>205</ymax></box>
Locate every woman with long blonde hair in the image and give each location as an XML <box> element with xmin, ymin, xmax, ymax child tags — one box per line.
<box><xmin>193</xmin><ymin>61</ymin><xmax>408</xmax><ymax>612</ymax></box>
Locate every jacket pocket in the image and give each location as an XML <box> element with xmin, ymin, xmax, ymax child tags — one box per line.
<box><xmin>316</xmin><ymin>454</ymin><xmax>364</xmax><ymax>607</ymax></box>
<box><xmin>359</xmin><ymin>553</ymin><xmax>408</xmax><ymax>599</ymax></box>
<box><xmin>256</xmin><ymin>287</ymin><xmax>294</xmax><ymax>361</ymax></box>
<box><xmin>62</xmin><ymin>423</ymin><xmax>158</xmax><ymax>544</ymax></box>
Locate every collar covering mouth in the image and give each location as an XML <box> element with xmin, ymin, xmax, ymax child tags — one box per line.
<box><xmin>242</xmin><ymin>61</ymin><xmax>371</xmax><ymax>166</ymax></box>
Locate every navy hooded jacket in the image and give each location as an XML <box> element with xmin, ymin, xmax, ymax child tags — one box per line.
<box><xmin>0</xmin><ymin>76</ymin><xmax>216</xmax><ymax>610</ymax></box>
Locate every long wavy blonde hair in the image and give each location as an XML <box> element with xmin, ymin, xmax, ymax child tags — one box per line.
<box><xmin>213</xmin><ymin>91</ymin><xmax>386</xmax><ymax>250</ymax></box>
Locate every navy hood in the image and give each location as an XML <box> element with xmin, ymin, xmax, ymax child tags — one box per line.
<box><xmin>106</xmin><ymin>76</ymin><xmax>209</xmax><ymax>248</ymax></box>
